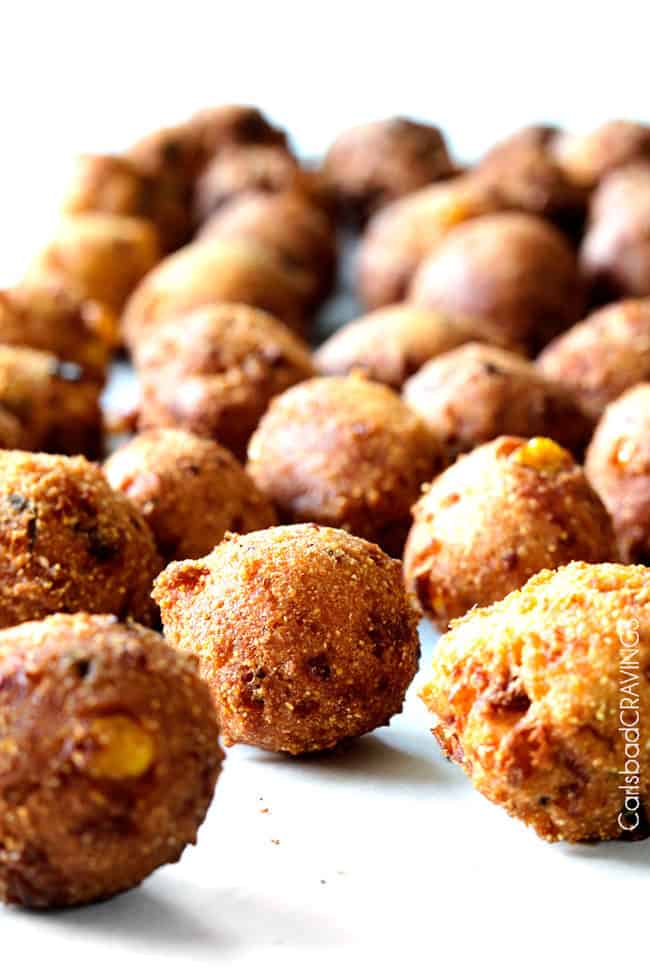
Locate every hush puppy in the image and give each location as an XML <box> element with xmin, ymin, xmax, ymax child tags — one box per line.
<box><xmin>408</xmin><ymin>212</ymin><xmax>583</xmax><ymax>353</ymax></box>
<box><xmin>247</xmin><ymin>374</ymin><xmax>440</xmax><ymax>556</ymax></box>
<box><xmin>0</xmin><ymin>451</ymin><xmax>161</xmax><ymax>627</ymax></box>
<box><xmin>404</xmin><ymin>436</ymin><xmax>615</xmax><ymax>630</ymax></box>
<box><xmin>135</xmin><ymin>303</ymin><xmax>315</xmax><ymax>460</ymax></box>
<box><xmin>421</xmin><ymin>561</ymin><xmax>650</xmax><ymax>842</ymax></box>
<box><xmin>554</xmin><ymin>120</ymin><xmax>650</xmax><ymax>190</ymax></box>
<box><xmin>105</xmin><ymin>428</ymin><xmax>276</xmax><ymax>561</ymax></box>
<box><xmin>403</xmin><ymin>343</ymin><xmax>593</xmax><ymax>461</ymax></box>
<box><xmin>0</xmin><ymin>613</ymin><xmax>221</xmax><ymax>908</ymax></box>
<box><xmin>194</xmin><ymin>144</ymin><xmax>303</xmax><ymax>222</ymax></box>
<box><xmin>154</xmin><ymin>524</ymin><xmax>420</xmax><ymax>754</ymax></box>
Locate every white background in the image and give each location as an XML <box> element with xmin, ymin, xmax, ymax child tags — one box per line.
<box><xmin>2</xmin><ymin>2</ymin><xmax>650</xmax><ymax>969</ymax></box>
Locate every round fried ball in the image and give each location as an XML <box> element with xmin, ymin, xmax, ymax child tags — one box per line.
<box><xmin>323</xmin><ymin>117</ymin><xmax>455</xmax><ymax>223</ymax></box>
<box><xmin>585</xmin><ymin>383</ymin><xmax>650</xmax><ymax>562</ymax></box>
<box><xmin>408</xmin><ymin>212</ymin><xmax>584</xmax><ymax>353</ymax></box>
<box><xmin>0</xmin><ymin>613</ymin><xmax>221</xmax><ymax>907</ymax></box>
<box><xmin>194</xmin><ymin>144</ymin><xmax>303</xmax><ymax>222</ymax></box>
<box><xmin>198</xmin><ymin>190</ymin><xmax>337</xmax><ymax>308</ymax></box>
<box><xmin>0</xmin><ymin>279</ymin><xmax>116</xmax><ymax>379</ymax></box>
<box><xmin>537</xmin><ymin>298</ymin><xmax>650</xmax><ymax>420</ymax></box>
<box><xmin>553</xmin><ymin>120</ymin><xmax>650</xmax><ymax>190</ymax></box>
<box><xmin>247</xmin><ymin>374</ymin><xmax>440</xmax><ymax>556</ymax></box>
<box><xmin>28</xmin><ymin>214</ymin><xmax>161</xmax><ymax>313</ymax></box>
<box><xmin>105</xmin><ymin>428</ymin><xmax>276</xmax><ymax>561</ymax></box>
<box><xmin>580</xmin><ymin>162</ymin><xmax>650</xmax><ymax>303</ymax></box>
<box><xmin>357</xmin><ymin>176</ymin><xmax>502</xmax><ymax>309</ymax></box>
<box><xmin>153</xmin><ymin>524</ymin><xmax>420</xmax><ymax>754</ymax></box>
<box><xmin>122</xmin><ymin>238</ymin><xmax>308</xmax><ymax>349</ymax></box>
<box><xmin>0</xmin><ymin>451</ymin><xmax>161</xmax><ymax>628</ymax></box>
<box><xmin>315</xmin><ymin>304</ymin><xmax>517</xmax><ymax>388</ymax></box>
<box><xmin>421</xmin><ymin>561</ymin><xmax>650</xmax><ymax>843</ymax></box>
<box><xmin>135</xmin><ymin>303</ymin><xmax>315</xmax><ymax>460</ymax></box>
<box><xmin>0</xmin><ymin>345</ymin><xmax>102</xmax><ymax>457</ymax></box>
<box><xmin>403</xmin><ymin>343</ymin><xmax>593</xmax><ymax>462</ymax></box>
<box><xmin>404</xmin><ymin>436</ymin><xmax>615</xmax><ymax>630</ymax></box>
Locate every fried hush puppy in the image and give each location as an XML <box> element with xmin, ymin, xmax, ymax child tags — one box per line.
<box><xmin>357</xmin><ymin>177</ymin><xmax>502</xmax><ymax>309</ymax></box>
<box><xmin>408</xmin><ymin>212</ymin><xmax>584</xmax><ymax>353</ymax></box>
<box><xmin>0</xmin><ymin>613</ymin><xmax>222</xmax><ymax>908</ymax></box>
<box><xmin>122</xmin><ymin>238</ymin><xmax>308</xmax><ymax>349</ymax></box>
<box><xmin>247</xmin><ymin>374</ymin><xmax>440</xmax><ymax>556</ymax></box>
<box><xmin>323</xmin><ymin>117</ymin><xmax>455</xmax><ymax>223</ymax></box>
<box><xmin>193</xmin><ymin>144</ymin><xmax>304</xmax><ymax>222</ymax></box>
<box><xmin>28</xmin><ymin>214</ymin><xmax>161</xmax><ymax>313</ymax></box>
<box><xmin>105</xmin><ymin>429</ymin><xmax>276</xmax><ymax>562</ymax></box>
<box><xmin>0</xmin><ymin>279</ymin><xmax>116</xmax><ymax>379</ymax></box>
<box><xmin>585</xmin><ymin>383</ymin><xmax>650</xmax><ymax>562</ymax></box>
<box><xmin>314</xmin><ymin>305</ymin><xmax>515</xmax><ymax>389</ymax></box>
<box><xmin>153</xmin><ymin>524</ymin><xmax>420</xmax><ymax>754</ymax></box>
<box><xmin>537</xmin><ymin>298</ymin><xmax>650</xmax><ymax>420</ymax></box>
<box><xmin>0</xmin><ymin>451</ymin><xmax>161</xmax><ymax>628</ymax></box>
<box><xmin>135</xmin><ymin>303</ymin><xmax>315</xmax><ymax>460</ymax></box>
<box><xmin>421</xmin><ymin>561</ymin><xmax>650</xmax><ymax>843</ymax></box>
<box><xmin>404</xmin><ymin>436</ymin><xmax>615</xmax><ymax>630</ymax></box>
<box><xmin>0</xmin><ymin>345</ymin><xmax>102</xmax><ymax>457</ymax></box>
<box><xmin>403</xmin><ymin>343</ymin><xmax>593</xmax><ymax>461</ymax></box>
<box><xmin>553</xmin><ymin>120</ymin><xmax>650</xmax><ymax>190</ymax></box>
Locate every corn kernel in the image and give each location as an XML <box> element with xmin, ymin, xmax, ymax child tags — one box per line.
<box><xmin>512</xmin><ymin>438</ymin><xmax>571</xmax><ymax>473</ymax></box>
<box><xmin>81</xmin><ymin>715</ymin><xmax>155</xmax><ymax>780</ymax></box>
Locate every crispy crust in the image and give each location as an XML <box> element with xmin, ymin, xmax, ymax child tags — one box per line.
<box><xmin>154</xmin><ymin>524</ymin><xmax>420</xmax><ymax>754</ymax></box>
<box><xmin>0</xmin><ymin>613</ymin><xmax>221</xmax><ymax>907</ymax></box>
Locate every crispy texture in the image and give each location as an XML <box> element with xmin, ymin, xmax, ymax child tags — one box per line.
<box><xmin>198</xmin><ymin>190</ymin><xmax>337</xmax><ymax>308</ymax></box>
<box><xmin>404</xmin><ymin>436</ymin><xmax>615</xmax><ymax>629</ymax></box>
<box><xmin>247</xmin><ymin>374</ymin><xmax>440</xmax><ymax>556</ymax></box>
<box><xmin>0</xmin><ymin>279</ymin><xmax>115</xmax><ymax>379</ymax></box>
<box><xmin>421</xmin><ymin>561</ymin><xmax>650</xmax><ymax>842</ymax></box>
<box><xmin>154</xmin><ymin>524</ymin><xmax>420</xmax><ymax>754</ymax></box>
<box><xmin>0</xmin><ymin>613</ymin><xmax>221</xmax><ymax>907</ymax></box>
<box><xmin>28</xmin><ymin>214</ymin><xmax>161</xmax><ymax>313</ymax></box>
<box><xmin>403</xmin><ymin>343</ymin><xmax>593</xmax><ymax>461</ymax></box>
<box><xmin>357</xmin><ymin>177</ymin><xmax>502</xmax><ymax>308</ymax></box>
<box><xmin>0</xmin><ymin>451</ymin><xmax>161</xmax><ymax>627</ymax></box>
<box><xmin>122</xmin><ymin>238</ymin><xmax>308</xmax><ymax>349</ymax></box>
<box><xmin>408</xmin><ymin>212</ymin><xmax>584</xmax><ymax>353</ymax></box>
<box><xmin>580</xmin><ymin>162</ymin><xmax>650</xmax><ymax>303</ymax></box>
<box><xmin>585</xmin><ymin>383</ymin><xmax>650</xmax><ymax>561</ymax></box>
<box><xmin>323</xmin><ymin>117</ymin><xmax>455</xmax><ymax>223</ymax></box>
<box><xmin>537</xmin><ymin>298</ymin><xmax>650</xmax><ymax>420</ymax></box>
<box><xmin>554</xmin><ymin>120</ymin><xmax>650</xmax><ymax>189</ymax></box>
<box><xmin>136</xmin><ymin>303</ymin><xmax>315</xmax><ymax>460</ymax></box>
<box><xmin>105</xmin><ymin>428</ymin><xmax>276</xmax><ymax>561</ymax></box>
<box><xmin>0</xmin><ymin>345</ymin><xmax>102</xmax><ymax>457</ymax></box>
<box><xmin>315</xmin><ymin>305</ymin><xmax>517</xmax><ymax>388</ymax></box>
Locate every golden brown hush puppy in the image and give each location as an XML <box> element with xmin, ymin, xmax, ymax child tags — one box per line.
<box><xmin>246</xmin><ymin>374</ymin><xmax>440</xmax><ymax>556</ymax></box>
<box><xmin>585</xmin><ymin>383</ymin><xmax>650</xmax><ymax>562</ymax></box>
<box><xmin>323</xmin><ymin>117</ymin><xmax>455</xmax><ymax>223</ymax></box>
<box><xmin>403</xmin><ymin>343</ymin><xmax>593</xmax><ymax>461</ymax></box>
<box><xmin>408</xmin><ymin>212</ymin><xmax>584</xmax><ymax>353</ymax></box>
<box><xmin>421</xmin><ymin>561</ymin><xmax>650</xmax><ymax>843</ymax></box>
<box><xmin>105</xmin><ymin>428</ymin><xmax>276</xmax><ymax>562</ymax></box>
<box><xmin>404</xmin><ymin>436</ymin><xmax>615</xmax><ymax>630</ymax></box>
<box><xmin>135</xmin><ymin>303</ymin><xmax>315</xmax><ymax>460</ymax></box>
<box><xmin>537</xmin><ymin>298</ymin><xmax>650</xmax><ymax>420</ymax></box>
<box><xmin>553</xmin><ymin>120</ymin><xmax>650</xmax><ymax>190</ymax></box>
<box><xmin>154</xmin><ymin>524</ymin><xmax>420</xmax><ymax>754</ymax></box>
<box><xmin>0</xmin><ymin>451</ymin><xmax>161</xmax><ymax>628</ymax></box>
<box><xmin>0</xmin><ymin>613</ymin><xmax>221</xmax><ymax>908</ymax></box>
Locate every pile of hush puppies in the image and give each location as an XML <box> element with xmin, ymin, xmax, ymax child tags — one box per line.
<box><xmin>1</xmin><ymin>110</ymin><xmax>650</xmax><ymax>911</ymax></box>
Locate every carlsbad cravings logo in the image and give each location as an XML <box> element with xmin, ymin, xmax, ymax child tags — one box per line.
<box><xmin>617</xmin><ymin>618</ymin><xmax>642</xmax><ymax>834</ymax></box>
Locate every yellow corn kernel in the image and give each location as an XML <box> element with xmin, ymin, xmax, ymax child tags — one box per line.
<box><xmin>512</xmin><ymin>438</ymin><xmax>571</xmax><ymax>473</ymax></box>
<box><xmin>82</xmin><ymin>715</ymin><xmax>155</xmax><ymax>780</ymax></box>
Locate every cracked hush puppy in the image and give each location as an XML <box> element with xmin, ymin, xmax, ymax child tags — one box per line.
<box><xmin>408</xmin><ymin>212</ymin><xmax>584</xmax><ymax>353</ymax></box>
<box><xmin>537</xmin><ymin>298</ymin><xmax>650</xmax><ymax>420</ymax></box>
<box><xmin>0</xmin><ymin>613</ymin><xmax>221</xmax><ymax>908</ymax></box>
<box><xmin>246</xmin><ymin>374</ymin><xmax>440</xmax><ymax>556</ymax></box>
<box><xmin>585</xmin><ymin>383</ymin><xmax>650</xmax><ymax>562</ymax></box>
<box><xmin>404</xmin><ymin>436</ymin><xmax>615</xmax><ymax>630</ymax></box>
<box><xmin>105</xmin><ymin>429</ymin><xmax>276</xmax><ymax>562</ymax></box>
<box><xmin>135</xmin><ymin>303</ymin><xmax>315</xmax><ymax>460</ymax></box>
<box><xmin>0</xmin><ymin>451</ymin><xmax>161</xmax><ymax>628</ymax></box>
<box><xmin>421</xmin><ymin>561</ymin><xmax>650</xmax><ymax>843</ymax></box>
<box><xmin>154</xmin><ymin>524</ymin><xmax>420</xmax><ymax>754</ymax></box>
<box><xmin>403</xmin><ymin>343</ymin><xmax>593</xmax><ymax>462</ymax></box>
